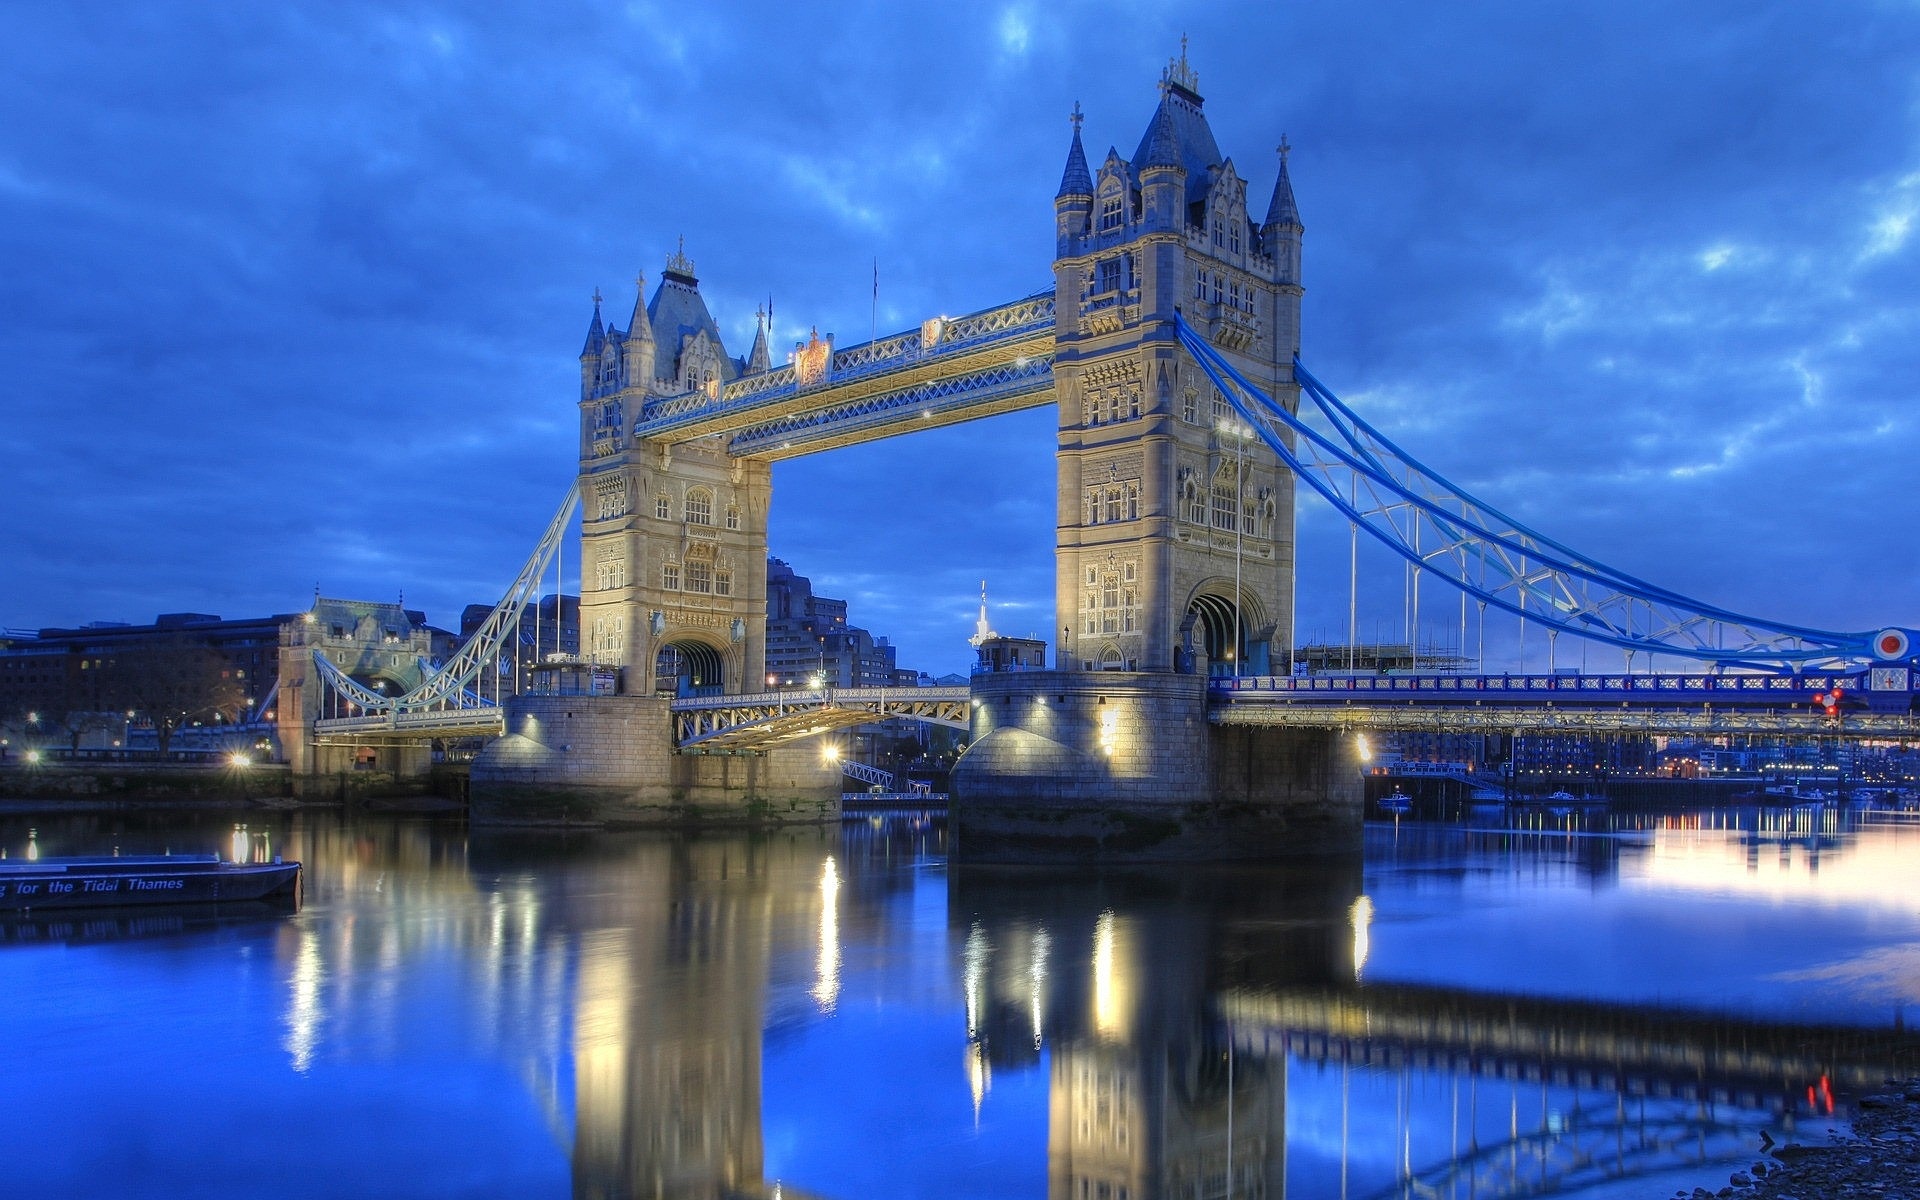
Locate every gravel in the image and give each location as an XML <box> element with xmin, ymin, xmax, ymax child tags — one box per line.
<box><xmin>1667</xmin><ymin>1078</ymin><xmax>1920</xmax><ymax>1199</ymax></box>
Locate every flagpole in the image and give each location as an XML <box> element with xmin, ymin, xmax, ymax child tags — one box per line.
<box><xmin>871</xmin><ymin>258</ymin><xmax>878</xmax><ymax>346</ymax></box>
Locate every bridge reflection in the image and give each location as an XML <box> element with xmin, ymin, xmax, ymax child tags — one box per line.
<box><xmin>156</xmin><ymin>814</ymin><xmax>1917</xmax><ymax>1200</ymax></box>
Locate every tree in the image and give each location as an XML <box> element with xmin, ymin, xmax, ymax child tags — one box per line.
<box><xmin>103</xmin><ymin>638</ymin><xmax>245</xmax><ymax>759</ymax></box>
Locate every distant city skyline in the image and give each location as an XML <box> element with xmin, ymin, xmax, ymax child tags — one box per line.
<box><xmin>3</xmin><ymin>4</ymin><xmax>1916</xmax><ymax>675</ymax></box>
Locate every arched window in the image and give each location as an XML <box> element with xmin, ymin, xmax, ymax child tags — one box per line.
<box><xmin>1099</xmin><ymin>192</ymin><xmax>1123</xmax><ymax>232</ymax></box>
<box><xmin>684</xmin><ymin>488</ymin><xmax>712</xmax><ymax>526</ymax></box>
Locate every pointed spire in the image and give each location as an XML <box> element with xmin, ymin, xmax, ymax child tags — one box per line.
<box><xmin>968</xmin><ymin>580</ymin><xmax>998</xmax><ymax>647</ymax></box>
<box><xmin>1263</xmin><ymin>136</ymin><xmax>1299</xmax><ymax>228</ymax></box>
<box><xmin>580</xmin><ymin>287</ymin><xmax>605</xmax><ymax>357</ymax></box>
<box><xmin>745</xmin><ymin>305</ymin><xmax>771</xmax><ymax>375</ymax></box>
<box><xmin>1056</xmin><ymin>102</ymin><xmax>1092</xmax><ymax>198</ymax></box>
<box><xmin>1140</xmin><ymin>100</ymin><xmax>1181</xmax><ymax>170</ymax></box>
<box><xmin>627</xmin><ymin>271</ymin><xmax>653</xmax><ymax>345</ymax></box>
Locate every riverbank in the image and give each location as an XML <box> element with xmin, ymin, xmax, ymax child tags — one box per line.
<box><xmin>1671</xmin><ymin>1078</ymin><xmax>1920</xmax><ymax>1199</ymax></box>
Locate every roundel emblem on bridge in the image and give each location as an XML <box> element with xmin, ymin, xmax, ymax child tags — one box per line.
<box><xmin>1874</xmin><ymin>629</ymin><xmax>1911</xmax><ymax>660</ymax></box>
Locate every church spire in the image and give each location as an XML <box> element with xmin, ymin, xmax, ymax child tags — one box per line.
<box><xmin>622</xmin><ymin>271</ymin><xmax>655</xmax><ymax>387</ymax></box>
<box><xmin>968</xmin><ymin>580</ymin><xmax>998</xmax><ymax>647</ymax></box>
<box><xmin>1263</xmin><ymin>136</ymin><xmax>1300</xmax><ymax>229</ymax></box>
<box><xmin>579</xmin><ymin>288</ymin><xmax>605</xmax><ymax>357</ymax></box>
<box><xmin>1056</xmin><ymin>102</ymin><xmax>1092</xmax><ymax>198</ymax></box>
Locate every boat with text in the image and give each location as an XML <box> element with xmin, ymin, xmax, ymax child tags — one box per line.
<box><xmin>0</xmin><ymin>855</ymin><xmax>301</xmax><ymax>911</ymax></box>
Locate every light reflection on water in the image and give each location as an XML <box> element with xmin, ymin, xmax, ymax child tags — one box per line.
<box><xmin>0</xmin><ymin>806</ymin><xmax>1912</xmax><ymax>1199</ymax></box>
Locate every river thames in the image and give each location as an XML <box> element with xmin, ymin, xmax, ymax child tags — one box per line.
<box><xmin>0</xmin><ymin>804</ymin><xmax>1915</xmax><ymax>1199</ymax></box>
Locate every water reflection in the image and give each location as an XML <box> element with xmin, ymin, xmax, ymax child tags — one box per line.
<box><xmin>1</xmin><ymin>809</ymin><xmax>1917</xmax><ymax>1199</ymax></box>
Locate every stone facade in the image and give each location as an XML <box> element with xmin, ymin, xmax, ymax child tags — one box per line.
<box><xmin>277</xmin><ymin>597</ymin><xmax>436</xmax><ymax>779</ymax></box>
<box><xmin>576</xmin><ymin>249</ymin><xmax>773</xmax><ymax>697</ymax></box>
<box><xmin>469</xmin><ymin>694</ymin><xmax>839</xmax><ymax>826</ymax></box>
<box><xmin>1050</xmin><ymin>50</ymin><xmax>1303</xmax><ymax>676</ymax></box>
<box><xmin>952</xmin><ymin>670</ymin><xmax>1361</xmax><ymax>860</ymax></box>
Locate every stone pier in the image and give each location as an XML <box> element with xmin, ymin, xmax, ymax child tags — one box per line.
<box><xmin>469</xmin><ymin>694</ymin><xmax>840</xmax><ymax>826</ymax></box>
<box><xmin>951</xmin><ymin>671</ymin><xmax>1361</xmax><ymax>860</ymax></box>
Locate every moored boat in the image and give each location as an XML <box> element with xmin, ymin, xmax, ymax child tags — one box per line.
<box><xmin>0</xmin><ymin>855</ymin><xmax>301</xmax><ymax>911</ymax></box>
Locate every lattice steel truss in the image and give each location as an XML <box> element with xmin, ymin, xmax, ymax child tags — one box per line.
<box><xmin>672</xmin><ymin>687</ymin><xmax>970</xmax><ymax>753</ymax></box>
<box><xmin>312</xmin><ymin>488</ymin><xmax>578</xmax><ymax>721</ymax></box>
<box><xmin>1173</xmin><ymin>315</ymin><xmax>1914</xmax><ymax>671</ymax></box>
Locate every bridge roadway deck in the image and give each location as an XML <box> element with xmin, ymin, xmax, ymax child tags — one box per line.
<box><xmin>671</xmin><ymin>686</ymin><xmax>971</xmax><ymax>753</ymax></box>
<box><xmin>1211</xmin><ymin>670</ymin><xmax>1920</xmax><ymax>737</ymax></box>
<box><xmin>630</xmin><ymin>292</ymin><xmax>1056</xmax><ymax>458</ymax></box>
<box><xmin>312</xmin><ymin>706</ymin><xmax>504</xmax><ymax>745</ymax></box>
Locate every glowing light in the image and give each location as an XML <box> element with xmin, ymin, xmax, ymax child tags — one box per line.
<box><xmin>1349</xmin><ymin>894</ymin><xmax>1373</xmax><ymax>980</ymax></box>
<box><xmin>230</xmin><ymin>752</ymin><xmax>252</xmax><ymax>767</ymax></box>
<box><xmin>283</xmin><ymin>926</ymin><xmax>324</xmax><ymax>1072</ymax></box>
<box><xmin>963</xmin><ymin>921</ymin><xmax>988</xmax><ymax>1037</ymax></box>
<box><xmin>811</xmin><ymin>856</ymin><xmax>841</xmax><ymax>1013</ymax></box>
<box><xmin>1029</xmin><ymin>925</ymin><xmax>1051</xmax><ymax>1048</ymax></box>
<box><xmin>1098</xmin><ymin>704</ymin><xmax>1119</xmax><ymax>756</ymax></box>
<box><xmin>1092</xmin><ymin>909</ymin><xmax>1129</xmax><ymax>1038</ymax></box>
<box><xmin>823</xmin><ymin>743</ymin><xmax>840</xmax><ymax>763</ymax></box>
<box><xmin>1355</xmin><ymin>734</ymin><xmax>1372</xmax><ymax>763</ymax></box>
<box><xmin>24</xmin><ymin>750</ymin><xmax>41</xmax><ymax>765</ymax></box>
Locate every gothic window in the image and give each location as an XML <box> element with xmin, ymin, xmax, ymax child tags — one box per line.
<box><xmin>1122</xmin><ymin>588</ymin><xmax>1137</xmax><ymax>632</ymax></box>
<box><xmin>594</xmin><ymin>478</ymin><xmax>626</xmax><ymax>520</ymax></box>
<box><xmin>684</xmin><ymin>488</ymin><xmax>712</xmax><ymax>526</ymax></box>
<box><xmin>600</xmin><ymin>354</ymin><xmax>620</xmax><ymax>389</ymax></box>
<box><xmin>714</xmin><ymin>568</ymin><xmax>732</xmax><ymax>597</ymax></box>
<box><xmin>1104</xmin><ymin>391</ymin><xmax>1121</xmax><ymax>423</ymax></box>
<box><xmin>686</xmin><ymin>558</ymin><xmax>711</xmax><ymax>593</ymax></box>
<box><xmin>1099</xmin><ymin>573</ymin><xmax>1120</xmax><ymax>634</ymax></box>
<box><xmin>1084</xmin><ymin>396</ymin><xmax>1099</xmax><ymax>427</ymax></box>
<box><xmin>1126</xmin><ymin>483</ymin><xmax>1139</xmax><ymax>520</ymax></box>
<box><xmin>663</xmin><ymin>563</ymin><xmax>681</xmax><ymax>590</ymax></box>
<box><xmin>1228</xmin><ymin>280</ymin><xmax>1241</xmax><ymax>311</ymax></box>
<box><xmin>1085</xmin><ymin>566</ymin><xmax>1098</xmax><ymax>586</ymax></box>
<box><xmin>1122</xmin><ymin>561</ymin><xmax>1136</xmax><ymax>582</ymax></box>
<box><xmin>1097</xmin><ymin>258</ymin><xmax>1121</xmax><ymax>294</ymax></box>
<box><xmin>1127</xmin><ymin>389</ymin><xmax>1141</xmax><ymax>420</ymax></box>
<box><xmin>1211</xmin><ymin>274</ymin><xmax>1223</xmax><ymax>304</ymax></box>
<box><xmin>1212</xmin><ymin>464</ymin><xmax>1241</xmax><ymax>532</ymax></box>
<box><xmin>595</xmin><ymin>558</ymin><xmax>626</xmax><ymax>590</ymax></box>
<box><xmin>1211</xmin><ymin>387</ymin><xmax>1231</xmax><ymax>422</ymax></box>
<box><xmin>1105</xmin><ymin>489</ymin><xmax>1122</xmax><ymax>523</ymax></box>
<box><xmin>1182</xmin><ymin>388</ymin><xmax>1199</xmax><ymax>423</ymax></box>
<box><xmin>1229</xmin><ymin>221</ymin><xmax>1241</xmax><ymax>254</ymax></box>
<box><xmin>1085</xmin><ymin>490</ymin><xmax>1100</xmax><ymax>525</ymax></box>
<box><xmin>1184</xmin><ymin>477</ymin><xmax>1205</xmax><ymax>524</ymax></box>
<box><xmin>655</xmin><ymin>493</ymin><xmax>671</xmax><ymax>520</ymax></box>
<box><xmin>1099</xmin><ymin>193</ymin><xmax>1123</xmax><ymax>231</ymax></box>
<box><xmin>725</xmin><ymin>505</ymin><xmax>740</xmax><ymax>531</ymax></box>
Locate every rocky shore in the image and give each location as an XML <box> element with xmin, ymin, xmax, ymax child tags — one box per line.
<box><xmin>1671</xmin><ymin>1079</ymin><xmax>1920</xmax><ymax>1199</ymax></box>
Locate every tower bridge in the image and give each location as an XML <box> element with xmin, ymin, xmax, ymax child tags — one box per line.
<box><xmin>285</xmin><ymin>47</ymin><xmax>1917</xmax><ymax>850</ymax></box>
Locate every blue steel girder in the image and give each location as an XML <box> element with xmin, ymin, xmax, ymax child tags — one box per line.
<box><xmin>629</xmin><ymin>292</ymin><xmax>1056</xmax><ymax>456</ymax></box>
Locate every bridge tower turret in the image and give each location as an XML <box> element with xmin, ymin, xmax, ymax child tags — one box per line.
<box><xmin>1051</xmin><ymin>48</ymin><xmax>1300</xmax><ymax>677</ymax></box>
<box><xmin>575</xmin><ymin>248</ymin><xmax>771</xmax><ymax>698</ymax></box>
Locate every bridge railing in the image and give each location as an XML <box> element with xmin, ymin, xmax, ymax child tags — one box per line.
<box><xmin>1213</xmin><ymin>671</ymin><xmax>1901</xmax><ymax>701</ymax></box>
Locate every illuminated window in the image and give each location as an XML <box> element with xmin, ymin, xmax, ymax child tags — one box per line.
<box><xmin>684</xmin><ymin>488</ymin><xmax>712</xmax><ymax>525</ymax></box>
<box><xmin>662</xmin><ymin>563</ymin><xmax>680</xmax><ymax>590</ymax></box>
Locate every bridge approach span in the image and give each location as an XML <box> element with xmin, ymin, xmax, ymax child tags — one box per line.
<box><xmin>671</xmin><ymin>686</ymin><xmax>970</xmax><ymax>753</ymax></box>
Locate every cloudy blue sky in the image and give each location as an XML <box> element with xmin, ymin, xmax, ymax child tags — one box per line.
<box><xmin>2</xmin><ymin>2</ymin><xmax>1916</xmax><ymax>675</ymax></box>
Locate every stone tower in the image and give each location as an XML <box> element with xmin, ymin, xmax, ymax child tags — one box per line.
<box><xmin>575</xmin><ymin>246</ymin><xmax>773</xmax><ymax>696</ymax></box>
<box><xmin>1051</xmin><ymin>49</ymin><xmax>1303</xmax><ymax>676</ymax></box>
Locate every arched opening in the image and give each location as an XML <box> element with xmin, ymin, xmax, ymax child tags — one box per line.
<box><xmin>1186</xmin><ymin>591</ymin><xmax>1272</xmax><ymax>677</ymax></box>
<box><xmin>654</xmin><ymin>639</ymin><xmax>725</xmax><ymax>697</ymax></box>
